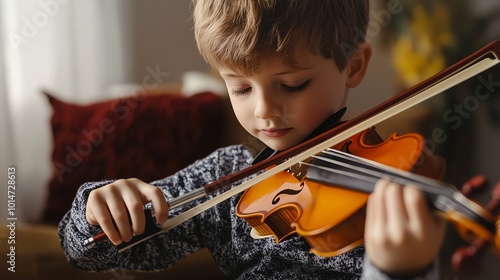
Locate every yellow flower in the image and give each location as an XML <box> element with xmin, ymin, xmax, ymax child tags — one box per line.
<box><xmin>392</xmin><ymin>35</ymin><xmax>447</xmax><ymax>87</ymax></box>
<box><xmin>391</xmin><ymin>2</ymin><xmax>455</xmax><ymax>88</ymax></box>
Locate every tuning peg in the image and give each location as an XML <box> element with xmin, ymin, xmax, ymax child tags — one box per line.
<box><xmin>452</xmin><ymin>180</ymin><xmax>500</xmax><ymax>272</ymax></box>
<box><xmin>460</xmin><ymin>174</ymin><xmax>487</xmax><ymax>198</ymax></box>
<box><xmin>490</xmin><ymin>181</ymin><xmax>500</xmax><ymax>204</ymax></box>
<box><xmin>452</xmin><ymin>238</ymin><xmax>486</xmax><ymax>272</ymax></box>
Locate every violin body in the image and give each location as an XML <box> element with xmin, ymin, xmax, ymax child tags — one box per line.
<box><xmin>236</xmin><ymin>162</ymin><xmax>368</xmax><ymax>257</ymax></box>
<box><xmin>236</xmin><ymin>127</ymin><xmax>446</xmax><ymax>257</ymax></box>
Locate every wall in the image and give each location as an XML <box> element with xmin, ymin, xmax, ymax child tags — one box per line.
<box><xmin>126</xmin><ymin>0</ymin><xmax>210</xmax><ymax>84</ymax></box>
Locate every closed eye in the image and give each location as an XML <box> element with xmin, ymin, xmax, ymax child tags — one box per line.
<box><xmin>282</xmin><ymin>80</ymin><xmax>310</xmax><ymax>94</ymax></box>
<box><xmin>231</xmin><ymin>87</ymin><xmax>252</xmax><ymax>96</ymax></box>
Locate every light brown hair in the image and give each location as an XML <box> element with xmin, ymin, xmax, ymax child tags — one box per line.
<box><xmin>192</xmin><ymin>0</ymin><xmax>369</xmax><ymax>74</ymax></box>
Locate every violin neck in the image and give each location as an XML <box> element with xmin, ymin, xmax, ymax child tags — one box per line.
<box><xmin>305</xmin><ymin>148</ymin><xmax>455</xmax><ymax>195</ymax></box>
<box><xmin>304</xmin><ymin>149</ymin><xmax>496</xmax><ymax>236</ymax></box>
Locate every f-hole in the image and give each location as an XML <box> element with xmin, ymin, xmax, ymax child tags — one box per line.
<box><xmin>340</xmin><ymin>140</ymin><xmax>353</xmax><ymax>154</ymax></box>
<box><xmin>272</xmin><ymin>182</ymin><xmax>305</xmax><ymax>205</ymax></box>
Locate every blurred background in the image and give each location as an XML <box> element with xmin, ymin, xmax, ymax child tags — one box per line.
<box><xmin>0</xmin><ymin>0</ymin><xmax>499</xmax><ymax>279</ymax></box>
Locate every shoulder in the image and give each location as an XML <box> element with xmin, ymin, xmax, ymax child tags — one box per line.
<box><xmin>151</xmin><ymin>145</ymin><xmax>254</xmax><ymax>190</ymax></box>
<box><xmin>212</xmin><ymin>144</ymin><xmax>255</xmax><ymax>171</ymax></box>
<box><xmin>191</xmin><ymin>144</ymin><xmax>255</xmax><ymax>179</ymax></box>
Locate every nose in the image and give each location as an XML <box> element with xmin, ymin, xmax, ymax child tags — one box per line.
<box><xmin>254</xmin><ymin>90</ymin><xmax>281</xmax><ymax>119</ymax></box>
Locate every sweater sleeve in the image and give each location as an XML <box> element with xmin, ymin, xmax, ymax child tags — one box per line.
<box><xmin>361</xmin><ymin>254</ymin><xmax>440</xmax><ymax>280</ymax></box>
<box><xmin>58</xmin><ymin>145</ymin><xmax>254</xmax><ymax>272</ymax></box>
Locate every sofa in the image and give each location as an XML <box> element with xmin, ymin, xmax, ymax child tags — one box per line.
<box><xmin>0</xmin><ymin>223</ymin><xmax>225</xmax><ymax>280</ymax></box>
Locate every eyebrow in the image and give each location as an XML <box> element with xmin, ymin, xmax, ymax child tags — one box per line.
<box><xmin>219</xmin><ymin>72</ymin><xmax>241</xmax><ymax>78</ymax></box>
<box><xmin>273</xmin><ymin>67</ymin><xmax>314</xmax><ymax>76</ymax></box>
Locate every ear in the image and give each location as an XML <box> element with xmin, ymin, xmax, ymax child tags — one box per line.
<box><xmin>345</xmin><ymin>42</ymin><xmax>372</xmax><ymax>88</ymax></box>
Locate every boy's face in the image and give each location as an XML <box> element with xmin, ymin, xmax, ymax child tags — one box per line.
<box><xmin>219</xmin><ymin>50</ymin><xmax>350</xmax><ymax>151</ymax></box>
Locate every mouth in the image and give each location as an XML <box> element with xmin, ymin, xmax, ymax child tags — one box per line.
<box><xmin>260</xmin><ymin>128</ymin><xmax>292</xmax><ymax>138</ymax></box>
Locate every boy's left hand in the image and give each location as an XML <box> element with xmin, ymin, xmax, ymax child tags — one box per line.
<box><xmin>364</xmin><ymin>179</ymin><xmax>446</xmax><ymax>277</ymax></box>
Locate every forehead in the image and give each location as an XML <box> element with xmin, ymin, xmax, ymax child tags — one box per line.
<box><xmin>218</xmin><ymin>49</ymin><xmax>320</xmax><ymax>77</ymax></box>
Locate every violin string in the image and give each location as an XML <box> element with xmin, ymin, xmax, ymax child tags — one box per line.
<box><xmin>323</xmin><ymin>148</ymin><xmax>455</xmax><ymax>192</ymax></box>
<box><xmin>300</xmin><ymin>153</ymin><xmax>496</xmax><ymax>236</ymax></box>
<box><xmin>312</xmin><ymin>151</ymin><xmax>399</xmax><ymax>185</ymax></box>
<box><xmin>301</xmin><ymin>158</ymin><xmax>380</xmax><ymax>188</ymax></box>
<box><xmin>302</xmin><ymin>149</ymin><xmax>492</xmax><ymax>224</ymax></box>
<box><xmin>304</xmin><ymin>149</ymin><xmax>455</xmax><ymax>197</ymax></box>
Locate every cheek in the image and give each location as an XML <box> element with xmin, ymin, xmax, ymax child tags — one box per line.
<box><xmin>229</xmin><ymin>97</ymin><xmax>254</xmax><ymax>130</ymax></box>
<box><xmin>291</xmin><ymin>89</ymin><xmax>346</xmax><ymax>133</ymax></box>
<box><xmin>315</xmin><ymin>82</ymin><xmax>347</xmax><ymax>115</ymax></box>
<box><xmin>293</xmin><ymin>106</ymin><xmax>327</xmax><ymax>131</ymax></box>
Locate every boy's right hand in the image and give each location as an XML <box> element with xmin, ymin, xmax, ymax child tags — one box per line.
<box><xmin>85</xmin><ymin>178</ymin><xmax>169</xmax><ymax>245</ymax></box>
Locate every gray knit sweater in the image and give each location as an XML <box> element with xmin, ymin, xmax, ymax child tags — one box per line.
<box><xmin>58</xmin><ymin>144</ymin><xmax>438</xmax><ymax>279</ymax></box>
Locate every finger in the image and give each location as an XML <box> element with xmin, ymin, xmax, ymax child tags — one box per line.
<box><xmin>366</xmin><ymin>179</ymin><xmax>388</xmax><ymax>236</ymax></box>
<box><xmin>121</xmin><ymin>190</ymin><xmax>147</xmax><ymax>237</ymax></box>
<box><xmin>86</xmin><ymin>206</ymin><xmax>97</xmax><ymax>225</ymax></box>
<box><xmin>133</xmin><ymin>180</ymin><xmax>169</xmax><ymax>225</ymax></box>
<box><xmin>107</xmin><ymin>192</ymin><xmax>133</xmax><ymax>243</ymax></box>
<box><xmin>149</xmin><ymin>188</ymin><xmax>169</xmax><ymax>224</ymax></box>
<box><xmin>88</xmin><ymin>193</ymin><xmax>124</xmax><ymax>245</ymax></box>
<box><xmin>403</xmin><ymin>185</ymin><xmax>447</xmax><ymax>252</ymax></box>
<box><xmin>384</xmin><ymin>181</ymin><xmax>409</xmax><ymax>238</ymax></box>
<box><xmin>403</xmin><ymin>185</ymin><xmax>436</xmax><ymax>231</ymax></box>
<box><xmin>373</xmin><ymin>179</ymin><xmax>389</xmax><ymax>226</ymax></box>
<box><xmin>366</xmin><ymin>180</ymin><xmax>380</xmax><ymax>231</ymax></box>
<box><xmin>365</xmin><ymin>190</ymin><xmax>375</xmax><ymax>231</ymax></box>
<box><xmin>118</xmin><ymin>179</ymin><xmax>154</xmax><ymax>236</ymax></box>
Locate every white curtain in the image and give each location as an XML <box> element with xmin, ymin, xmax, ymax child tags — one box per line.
<box><xmin>0</xmin><ymin>0</ymin><xmax>130</xmax><ymax>222</ymax></box>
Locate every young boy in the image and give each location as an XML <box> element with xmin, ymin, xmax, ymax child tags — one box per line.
<box><xmin>59</xmin><ymin>0</ymin><xmax>446</xmax><ymax>279</ymax></box>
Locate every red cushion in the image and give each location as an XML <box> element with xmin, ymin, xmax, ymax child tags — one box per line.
<box><xmin>43</xmin><ymin>91</ymin><xmax>226</xmax><ymax>223</ymax></box>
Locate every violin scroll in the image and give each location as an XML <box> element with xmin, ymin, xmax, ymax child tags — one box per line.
<box><xmin>452</xmin><ymin>178</ymin><xmax>500</xmax><ymax>272</ymax></box>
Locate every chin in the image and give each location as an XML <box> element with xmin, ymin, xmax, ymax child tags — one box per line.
<box><xmin>262</xmin><ymin>139</ymin><xmax>296</xmax><ymax>152</ymax></box>
<box><xmin>256</xmin><ymin>131</ymin><xmax>303</xmax><ymax>152</ymax></box>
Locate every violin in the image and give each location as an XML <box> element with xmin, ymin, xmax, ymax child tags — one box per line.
<box><xmin>83</xmin><ymin>40</ymin><xmax>500</xmax><ymax>268</ymax></box>
<box><xmin>235</xmin><ymin>127</ymin><xmax>448</xmax><ymax>257</ymax></box>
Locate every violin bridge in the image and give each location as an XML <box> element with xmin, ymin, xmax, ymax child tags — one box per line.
<box><xmin>288</xmin><ymin>159</ymin><xmax>313</xmax><ymax>181</ymax></box>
